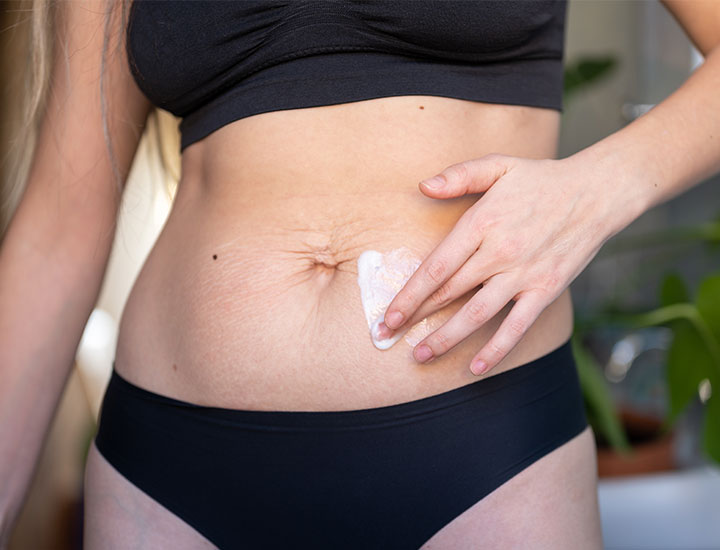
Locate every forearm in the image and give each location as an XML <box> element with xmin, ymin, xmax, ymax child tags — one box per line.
<box><xmin>0</xmin><ymin>201</ymin><xmax>114</xmax><ymax>536</ymax></box>
<box><xmin>566</xmin><ymin>44</ymin><xmax>720</xmax><ymax>232</ymax></box>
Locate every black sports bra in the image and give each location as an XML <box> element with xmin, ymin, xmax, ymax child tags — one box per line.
<box><xmin>126</xmin><ymin>1</ymin><xmax>568</xmax><ymax>152</ymax></box>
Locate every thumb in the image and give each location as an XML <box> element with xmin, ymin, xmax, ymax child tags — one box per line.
<box><xmin>419</xmin><ymin>154</ymin><xmax>511</xmax><ymax>198</ymax></box>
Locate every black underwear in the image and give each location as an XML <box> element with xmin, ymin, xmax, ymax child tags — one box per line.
<box><xmin>94</xmin><ymin>338</ymin><xmax>587</xmax><ymax>549</ymax></box>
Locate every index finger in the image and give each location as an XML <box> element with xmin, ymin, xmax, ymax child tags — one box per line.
<box><xmin>383</xmin><ymin>214</ymin><xmax>479</xmax><ymax>330</ymax></box>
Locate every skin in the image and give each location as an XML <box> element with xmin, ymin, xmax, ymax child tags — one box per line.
<box><xmin>2</xmin><ymin>1</ymin><xmax>719</xmax><ymax>548</ymax></box>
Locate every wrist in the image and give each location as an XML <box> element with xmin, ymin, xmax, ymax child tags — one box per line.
<box><xmin>559</xmin><ymin>143</ymin><xmax>649</xmax><ymax>241</ymax></box>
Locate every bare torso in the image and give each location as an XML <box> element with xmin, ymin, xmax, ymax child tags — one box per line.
<box><xmin>86</xmin><ymin>96</ymin><xmax>601</xmax><ymax>549</ymax></box>
<box><xmin>113</xmin><ymin>95</ymin><xmax>574</xmax><ymax>409</ymax></box>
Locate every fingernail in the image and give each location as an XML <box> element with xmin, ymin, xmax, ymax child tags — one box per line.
<box><xmin>376</xmin><ymin>322</ymin><xmax>394</xmax><ymax>340</ymax></box>
<box><xmin>386</xmin><ymin>311</ymin><xmax>404</xmax><ymax>329</ymax></box>
<box><xmin>415</xmin><ymin>344</ymin><xmax>434</xmax><ymax>362</ymax></box>
<box><xmin>471</xmin><ymin>359</ymin><xmax>488</xmax><ymax>375</ymax></box>
<box><xmin>420</xmin><ymin>177</ymin><xmax>444</xmax><ymax>190</ymax></box>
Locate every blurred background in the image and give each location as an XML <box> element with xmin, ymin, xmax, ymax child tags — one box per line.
<box><xmin>2</xmin><ymin>0</ymin><xmax>720</xmax><ymax>549</ymax></box>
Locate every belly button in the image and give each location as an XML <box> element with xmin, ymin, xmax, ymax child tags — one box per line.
<box><xmin>308</xmin><ymin>257</ymin><xmax>339</xmax><ymax>287</ymax></box>
<box><xmin>303</xmin><ymin>240</ymin><xmax>341</xmax><ymax>283</ymax></box>
<box><xmin>312</xmin><ymin>260</ymin><xmax>337</xmax><ymax>274</ymax></box>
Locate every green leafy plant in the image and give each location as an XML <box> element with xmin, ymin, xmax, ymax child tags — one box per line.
<box><xmin>571</xmin><ymin>332</ymin><xmax>632</xmax><ymax>453</ymax></box>
<box><xmin>570</xmin><ymin>209</ymin><xmax>720</xmax><ymax>464</ymax></box>
<box><xmin>578</xmin><ymin>272</ymin><xmax>720</xmax><ymax>463</ymax></box>
<box><xmin>563</xmin><ymin>56</ymin><xmax>618</xmax><ymax>98</ymax></box>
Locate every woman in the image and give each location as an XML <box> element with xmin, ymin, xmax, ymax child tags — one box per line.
<box><xmin>2</xmin><ymin>0</ymin><xmax>719</xmax><ymax>548</ymax></box>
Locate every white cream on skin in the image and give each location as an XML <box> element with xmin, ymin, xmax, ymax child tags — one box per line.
<box><xmin>357</xmin><ymin>247</ymin><xmax>441</xmax><ymax>350</ymax></box>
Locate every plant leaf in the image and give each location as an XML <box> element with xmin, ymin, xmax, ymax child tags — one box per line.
<box><xmin>660</xmin><ymin>271</ymin><xmax>690</xmax><ymax>306</ymax></box>
<box><xmin>666</xmin><ymin>319</ymin><xmax>714</xmax><ymax>422</ymax></box>
<box><xmin>563</xmin><ymin>57</ymin><xmax>617</xmax><ymax>97</ymax></box>
<box><xmin>696</xmin><ymin>273</ymin><xmax>720</xmax><ymax>340</ymax></box>
<box><xmin>571</xmin><ymin>334</ymin><xmax>631</xmax><ymax>452</ymax></box>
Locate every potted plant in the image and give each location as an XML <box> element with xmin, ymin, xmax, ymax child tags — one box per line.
<box><xmin>572</xmin><ymin>223</ymin><xmax>720</xmax><ymax>475</ymax></box>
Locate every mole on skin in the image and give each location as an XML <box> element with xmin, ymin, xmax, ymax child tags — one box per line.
<box><xmin>213</xmin><ymin>254</ymin><xmax>217</xmax><ymax>260</ymax></box>
<box><xmin>419</xmin><ymin>105</ymin><xmax>424</xmax><ymax>109</ymax></box>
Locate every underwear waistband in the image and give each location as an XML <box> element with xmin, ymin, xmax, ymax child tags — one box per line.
<box><xmin>102</xmin><ymin>337</ymin><xmax>578</xmax><ymax>431</ymax></box>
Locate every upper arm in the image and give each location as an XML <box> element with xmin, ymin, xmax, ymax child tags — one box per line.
<box><xmin>660</xmin><ymin>0</ymin><xmax>720</xmax><ymax>56</ymax></box>
<box><xmin>19</xmin><ymin>0</ymin><xmax>152</xmax><ymax>249</ymax></box>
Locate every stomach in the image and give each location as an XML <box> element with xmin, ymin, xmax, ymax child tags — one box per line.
<box><xmin>114</xmin><ymin>95</ymin><xmax>574</xmax><ymax>411</ymax></box>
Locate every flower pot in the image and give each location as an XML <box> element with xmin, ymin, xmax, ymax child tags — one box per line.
<box><xmin>596</xmin><ymin>408</ymin><xmax>676</xmax><ymax>477</ymax></box>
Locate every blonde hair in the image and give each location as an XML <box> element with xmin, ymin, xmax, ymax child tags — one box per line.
<box><xmin>1</xmin><ymin>0</ymin><xmax>52</xmax><ymax>235</ymax></box>
<box><xmin>1</xmin><ymin>0</ymin><xmax>180</xmax><ymax>237</ymax></box>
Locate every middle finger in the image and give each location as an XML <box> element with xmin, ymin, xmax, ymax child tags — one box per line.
<box><xmin>383</xmin><ymin>214</ymin><xmax>480</xmax><ymax>330</ymax></box>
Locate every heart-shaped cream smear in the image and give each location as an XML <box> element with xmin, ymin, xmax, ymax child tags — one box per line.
<box><xmin>357</xmin><ymin>247</ymin><xmax>440</xmax><ymax>350</ymax></box>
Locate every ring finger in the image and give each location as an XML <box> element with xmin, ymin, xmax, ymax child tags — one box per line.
<box><xmin>411</xmin><ymin>272</ymin><xmax>517</xmax><ymax>363</ymax></box>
